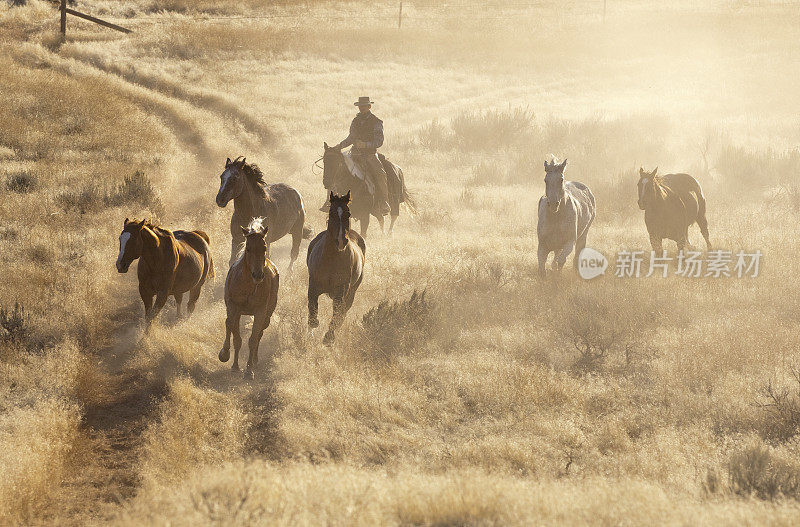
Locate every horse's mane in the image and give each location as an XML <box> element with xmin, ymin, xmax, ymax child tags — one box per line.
<box><xmin>234</xmin><ymin>217</ymin><xmax>267</xmax><ymax>263</ymax></box>
<box><xmin>239</xmin><ymin>161</ymin><xmax>268</xmax><ymax>199</ymax></box>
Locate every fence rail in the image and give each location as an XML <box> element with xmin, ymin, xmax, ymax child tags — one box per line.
<box><xmin>58</xmin><ymin>0</ymin><xmax>131</xmax><ymax>36</ymax></box>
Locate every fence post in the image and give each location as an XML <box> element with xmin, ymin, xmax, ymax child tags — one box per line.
<box><xmin>60</xmin><ymin>0</ymin><xmax>66</xmax><ymax>35</ymax></box>
<box><xmin>398</xmin><ymin>1</ymin><xmax>403</xmax><ymax>29</ymax></box>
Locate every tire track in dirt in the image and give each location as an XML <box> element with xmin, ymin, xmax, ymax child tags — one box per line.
<box><xmin>13</xmin><ymin>44</ymin><xmax>221</xmax><ymax>167</ymax></box>
<box><xmin>58</xmin><ymin>49</ymin><xmax>277</xmax><ymax>149</ymax></box>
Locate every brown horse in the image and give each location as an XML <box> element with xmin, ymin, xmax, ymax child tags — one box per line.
<box><xmin>219</xmin><ymin>217</ymin><xmax>279</xmax><ymax>379</ymax></box>
<box><xmin>216</xmin><ymin>156</ymin><xmax>312</xmax><ymax>272</ymax></box>
<box><xmin>322</xmin><ymin>143</ymin><xmax>411</xmax><ymax>237</ymax></box>
<box><xmin>307</xmin><ymin>192</ymin><xmax>366</xmax><ymax>344</ymax></box>
<box><xmin>116</xmin><ymin>218</ymin><xmax>214</xmax><ymax>327</ymax></box>
<box><xmin>637</xmin><ymin>167</ymin><xmax>711</xmax><ymax>251</ymax></box>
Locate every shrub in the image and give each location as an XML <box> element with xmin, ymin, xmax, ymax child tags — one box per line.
<box><xmin>555</xmin><ymin>291</ymin><xmax>654</xmax><ymax>374</ymax></box>
<box><xmin>55</xmin><ymin>185</ymin><xmax>104</xmax><ymax>214</ymax></box>
<box><xmin>466</xmin><ymin>161</ymin><xmax>506</xmax><ymax>187</ymax></box>
<box><xmin>360</xmin><ymin>290</ymin><xmax>440</xmax><ymax>361</ymax></box>
<box><xmin>728</xmin><ymin>443</ymin><xmax>800</xmax><ymax>500</ymax></box>
<box><xmin>106</xmin><ymin>170</ymin><xmax>164</xmax><ymax>215</ymax></box>
<box><xmin>451</xmin><ymin>107</ymin><xmax>533</xmax><ymax>151</ymax></box>
<box><xmin>5</xmin><ymin>171</ymin><xmax>36</xmax><ymax>193</ymax></box>
<box><xmin>757</xmin><ymin>368</ymin><xmax>800</xmax><ymax>442</ymax></box>
<box><xmin>416</xmin><ymin>119</ymin><xmax>452</xmax><ymax>150</ymax></box>
<box><xmin>0</xmin><ymin>302</ymin><xmax>29</xmax><ymax>343</ymax></box>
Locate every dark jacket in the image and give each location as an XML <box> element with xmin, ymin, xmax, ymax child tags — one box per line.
<box><xmin>337</xmin><ymin>112</ymin><xmax>384</xmax><ymax>155</ymax></box>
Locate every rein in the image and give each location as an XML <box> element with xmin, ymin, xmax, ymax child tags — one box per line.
<box><xmin>312</xmin><ymin>156</ymin><xmax>324</xmax><ymax>176</ymax></box>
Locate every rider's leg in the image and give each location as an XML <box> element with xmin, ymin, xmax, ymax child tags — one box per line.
<box><xmin>363</xmin><ymin>154</ymin><xmax>390</xmax><ymax>215</ymax></box>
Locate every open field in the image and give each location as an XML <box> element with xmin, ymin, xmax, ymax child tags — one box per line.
<box><xmin>2</xmin><ymin>0</ymin><xmax>800</xmax><ymax>524</ymax></box>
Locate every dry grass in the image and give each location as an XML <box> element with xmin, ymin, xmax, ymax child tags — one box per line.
<box><xmin>3</xmin><ymin>0</ymin><xmax>800</xmax><ymax>524</ymax></box>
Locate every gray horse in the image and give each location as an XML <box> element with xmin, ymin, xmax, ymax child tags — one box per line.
<box><xmin>537</xmin><ymin>159</ymin><xmax>596</xmax><ymax>277</ymax></box>
<box><xmin>216</xmin><ymin>157</ymin><xmax>313</xmax><ymax>272</ymax></box>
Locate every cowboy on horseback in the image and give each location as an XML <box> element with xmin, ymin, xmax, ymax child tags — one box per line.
<box><xmin>332</xmin><ymin>96</ymin><xmax>391</xmax><ymax>215</ymax></box>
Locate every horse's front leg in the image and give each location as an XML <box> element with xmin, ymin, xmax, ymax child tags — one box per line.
<box><xmin>308</xmin><ymin>285</ymin><xmax>320</xmax><ymax>329</ymax></box>
<box><xmin>230</xmin><ymin>312</ymin><xmax>243</xmax><ymax>371</ymax></box>
<box><xmin>377</xmin><ymin>215</ymin><xmax>385</xmax><ymax>234</ymax></box>
<box><xmin>388</xmin><ymin>214</ymin><xmax>397</xmax><ymax>235</ymax></box>
<box><xmin>230</xmin><ymin>226</ymin><xmax>245</xmax><ymax>266</ymax></box>
<box><xmin>360</xmin><ymin>215</ymin><xmax>370</xmax><ymax>238</ymax></box>
<box><xmin>537</xmin><ymin>245</ymin><xmax>549</xmax><ymax>278</ymax></box>
<box><xmin>146</xmin><ymin>289</ymin><xmax>171</xmax><ymax>328</ymax></box>
<box><xmin>139</xmin><ymin>284</ymin><xmax>154</xmax><ymax>321</ymax></box>
<box><xmin>555</xmin><ymin>239</ymin><xmax>576</xmax><ymax>272</ymax></box>
<box><xmin>244</xmin><ymin>310</ymin><xmax>269</xmax><ymax>380</ymax></box>
<box><xmin>323</xmin><ymin>295</ymin><xmax>345</xmax><ymax>345</ymax></box>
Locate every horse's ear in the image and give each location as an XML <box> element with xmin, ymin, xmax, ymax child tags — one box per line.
<box><xmin>652</xmin><ymin>167</ymin><xmax>658</xmax><ymax>176</ymax></box>
<box><xmin>124</xmin><ymin>217</ymin><xmax>129</xmax><ymax>225</ymax></box>
<box><xmin>241</xmin><ymin>157</ymin><xmax>246</xmax><ymax>165</ymax></box>
<box><xmin>559</xmin><ymin>159</ymin><xmax>568</xmax><ymax>170</ymax></box>
<box><xmin>639</xmin><ymin>167</ymin><xmax>645</xmax><ymax>176</ymax></box>
<box><xmin>324</xmin><ymin>142</ymin><xmax>329</xmax><ymax>150</ymax></box>
<box><xmin>226</xmin><ymin>157</ymin><xmax>231</xmax><ymax>167</ymax></box>
<box><xmin>137</xmin><ymin>219</ymin><xmax>146</xmax><ymax>228</ymax></box>
<box><xmin>241</xmin><ymin>226</ymin><xmax>249</xmax><ymax>236</ymax></box>
<box><xmin>260</xmin><ymin>225</ymin><xmax>269</xmax><ymax>237</ymax></box>
<box><xmin>345</xmin><ymin>190</ymin><xmax>351</xmax><ymax>202</ymax></box>
<box><xmin>329</xmin><ymin>191</ymin><xmax>335</xmax><ymax>202</ymax></box>
<box><xmin>543</xmin><ymin>160</ymin><xmax>549</xmax><ymax>170</ymax></box>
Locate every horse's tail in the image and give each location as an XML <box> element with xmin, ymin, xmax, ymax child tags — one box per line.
<box><xmin>396</xmin><ymin>166</ymin><xmax>417</xmax><ymax>215</ymax></box>
<box><xmin>195</xmin><ymin>230</ymin><xmax>215</xmax><ymax>281</ymax></box>
<box><xmin>302</xmin><ymin>225</ymin><xmax>314</xmax><ymax>240</ymax></box>
<box><xmin>695</xmin><ymin>184</ymin><xmax>711</xmax><ymax>248</ymax></box>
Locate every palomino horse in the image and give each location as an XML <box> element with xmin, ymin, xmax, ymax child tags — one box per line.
<box><xmin>116</xmin><ymin>219</ymin><xmax>214</xmax><ymax>326</ymax></box>
<box><xmin>637</xmin><ymin>167</ymin><xmax>711</xmax><ymax>251</ymax></box>
<box><xmin>322</xmin><ymin>143</ymin><xmax>410</xmax><ymax>237</ymax></box>
<box><xmin>216</xmin><ymin>156</ymin><xmax>312</xmax><ymax>271</ymax></box>
<box><xmin>537</xmin><ymin>159</ymin><xmax>596</xmax><ymax>277</ymax></box>
<box><xmin>219</xmin><ymin>217</ymin><xmax>279</xmax><ymax>380</ymax></box>
<box><xmin>307</xmin><ymin>192</ymin><xmax>366</xmax><ymax>344</ymax></box>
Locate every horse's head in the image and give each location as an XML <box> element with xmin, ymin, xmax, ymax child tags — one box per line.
<box><xmin>322</xmin><ymin>142</ymin><xmax>344</xmax><ymax>190</ymax></box>
<box><xmin>240</xmin><ymin>217</ymin><xmax>268</xmax><ymax>283</ymax></box>
<box><xmin>544</xmin><ymin>158</ymin><xmax>568</xmax><ymax>213</ymax></box>
<box><xmin>328</xmin><ymin>191</ymin><xmax>352</xmax><ymax>251</ymax></box>
<box><xmin>637</xmin><ymin>167</ymin><xmax>659</xmax><ymax>210</ymax></box>
<box><xmin>116</xmin><ymin>218</ymin><xmax>146</xmax><ymax>273</ymax></box>
<box><xmin>216</xmin><ymin>156</ymin><xmax>247</xmax><ymax>207</ymax></box>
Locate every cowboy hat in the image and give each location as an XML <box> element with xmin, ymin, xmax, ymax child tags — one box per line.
<box><xmin>354</xmin><ymin>96</ymin><xmax>374</xmax><ymax>106</ymax></box>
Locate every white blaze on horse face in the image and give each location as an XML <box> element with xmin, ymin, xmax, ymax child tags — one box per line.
<box><xmin>117</xmin><ymin>232</ymin><xmax>131</xmax><ymax>268</ymax></box>
<box><xmin>639</xmin><ymin>178</ymin><xmax>649</xmax><ymax>201</ymax></box>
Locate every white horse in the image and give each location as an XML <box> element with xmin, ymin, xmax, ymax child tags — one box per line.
<box><xmin>537</xmin><ymin>159</ymin><xmax>596</xmax><ymax>277</ymax></box>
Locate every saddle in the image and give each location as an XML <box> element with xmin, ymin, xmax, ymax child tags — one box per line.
<box><xmin>341</xmin><ymin>150</ymin><xmax>375</xmax><ymax>195</ymax></box>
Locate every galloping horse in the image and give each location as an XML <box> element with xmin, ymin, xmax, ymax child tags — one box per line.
<box><xmin>216</xmin><ymin>156</ymin><xmax>312</xmax><ymax>272</ymax></box>
<box><xmin>116</xmin><ymin>218</ymin><xmax>214</xmax><ymax>326</ymax></box>
<box><xmin>322</xmin><ymin>143</ymin><xmax>410</xmax><ymax>237</ymax></box>
<box><xmin>219</xmin><ymin>217</ymin><xmax>279</xmax><ymax>380</ymax></box>
<box><xmin>637</xmin><ymin>167</ymin><xmax>711</xmax><ymax>251</ymax></box>
<box><xmin>537</xmin><ymin>159</ymin><xmax>596</xmax><ymax>277</ymax></box>
<box><xmin>307</xmin><ymin>192</ymin><xmax>366</xmax><ymax>344</ymax></box>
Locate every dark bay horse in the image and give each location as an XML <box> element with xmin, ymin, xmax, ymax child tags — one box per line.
<box><xmin>322</xmin><ymin>143</ymin><xmax>410</xmax><ymax>237</ymax></box>
<box><xmin>537</xmin><ymin>159</ymin><xmax>596</xmax><ymax>277</ymax></box>
<box><xmin>307</xmin><ymin>192</ymin><xmax>366</xmax><ymax>344</ymax></box>
<box><xmin>637</xmin><ymin>167</ymin><xmax>711</xmax><ymax>251</ymax></box>
<box><xmin>116</xmin><ymin>218</ymin><xmax>214</xmax><ymax>326</ymax></box>
<box><xmin>219</xmin><ymin>217</ymin><xmax>279</xmax><ymax>380</ymax></box>
<box><xmin>216</xmin><ymin>156</ymin><xmax>312</xmax><ymax>272</ymax></box>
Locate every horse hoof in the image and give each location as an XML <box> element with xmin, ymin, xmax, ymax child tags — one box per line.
<box><xmin>243</xmin><ymin>369</ymin><xmax>254</xmax><ymax>381</ymax></box>
<box><xmin>308</xmin><ymin>318</ymin><xmax>319</xmax><ymax>329</ymax></box>
<box><xmin>231</xmin><ymin>363</ymin><xmax>240</xmax><ymax>372</ymax></box>
<box><xmin>219</xmin><ymin>349</ymin><xmax>230</xmax><ymax>362</ymax></box>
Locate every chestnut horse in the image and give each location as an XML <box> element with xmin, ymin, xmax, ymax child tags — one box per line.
<box><xmin>637</xmin><ymin>167</ymin><xmax>711</xmax><ymax>251</ymax></box>
<box><xmin>216</xmin><ymin>156</ymin><xmax>312</xmax><ymax>272</ymax></box>
<box><xmin>219</xmin><ymin>217</ymin><xmax>279</xmax><ymax>379</ymax></box>
<box><xmin>116</xmin><ymin>219</ymin><xmax>214</xmax><ymax>327</ymax></box>
<box><xmin>307</xmin><ymin>192</ymin><xmax>366</xmax><ymax>344</ymax></box>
